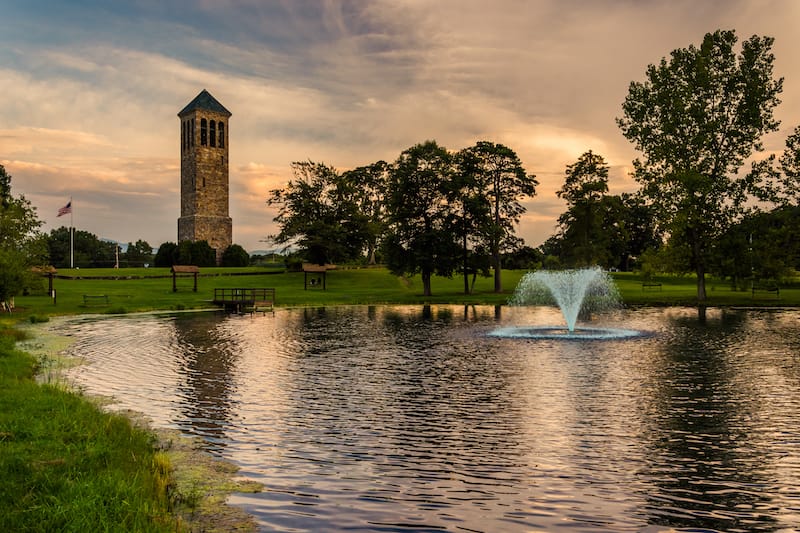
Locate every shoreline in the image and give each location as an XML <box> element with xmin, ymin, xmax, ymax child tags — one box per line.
<box><xmin>18</xmin><ymin>318</ymin><xmax>263</xmax><ymax>532</ymax></box>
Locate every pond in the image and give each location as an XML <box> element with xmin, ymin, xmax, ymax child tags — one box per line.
<box><xmin>58</xmin><ymin>305</ymin><xmax>800</xmax><ymax>532</ymax></box>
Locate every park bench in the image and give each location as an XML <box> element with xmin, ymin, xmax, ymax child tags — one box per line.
<box><xmin>249</xmin><ymin>298</ymin><xmax>274</xmax><ymax>315</ymax></box>
<box><xmin>83</xmin><ymin>294</ymin><xmax>109</xmax><ymax>306</ymax></box>
<box><xmin>641</xmin><ymin>282</ymin><xmax>662</xmax><ymax>291</ymax></box>
<box><xmin>752</xmin><ymin>284</ymin><xmax>780</xmax><ymax>299</ymax></box>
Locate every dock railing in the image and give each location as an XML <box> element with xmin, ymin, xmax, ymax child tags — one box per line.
<box><xmin>213</xmin><ymin>288</ymin><xmax>275</xmax><ymax>313</ymax></box>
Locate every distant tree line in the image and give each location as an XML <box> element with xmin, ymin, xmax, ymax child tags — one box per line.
<box><xmin>46</xmin><ymin>228</ymin><xmax>252</xmax><ymax>268</ymax></box>
<box><xmin>153</xmin><ymin>241</ymin><xmax>249</xmax><ymax>267</ymax></box>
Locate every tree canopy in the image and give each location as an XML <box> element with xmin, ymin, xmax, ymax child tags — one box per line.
<box><xmin>124</xmin><ymin>240</ymin><xmax>154</xmax><ymax>267</ymax></box>
<box><xmin>340</xmin><ymin>161</ymin><xmax>389</xmax><ymax>265</ymax></box>
<box><xmin>548</xmin><ymin>154</ymin><xmax>661</xmax><ymax>271</ymax></box>
<box><xmin>221</xmin><ymin>244</ymin><xmax>250</xmax><ymax>267</ymax></box>
<box><xmin>384</xmin><ymin>140</ymin><xmax>461</xmax><ymax>296</ymax></box>
<box><xmin>48</xmin><ymin>227</ymin><xmax>116</xmax><ymax>268</ymax></box>
<box><xmin>617</xmin><ymin>29</ymin><xmax>784</xmax><ymax>301</ymax></box>
<box><xmin>712</xmin><ymin>206</ymin><xmax>800</xmax><ymax>285</ymax></box>
<box><xmin>0</xmin><ymin>165</ymin><xmax>46</xmax><ymax>305</ymax></box>
<box><xmin>267</xmin><ymin>161</ymin><xmax>371</xmax><ymax>265</ymax></box>
<box><xmin>456</xmin><ymin>141</ymin><xmax>537</xmax><ymax>292</ymax></box>
<box><xmin>555</xmin><ymin>150</ymin><xmax>610</xmax><ymax>267</ymax></box>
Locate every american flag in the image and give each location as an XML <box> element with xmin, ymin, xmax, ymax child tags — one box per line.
<box><xmin>57</xmin><ymin>201</ymin><xmax>72</xmax><ymax>217</ymax></box>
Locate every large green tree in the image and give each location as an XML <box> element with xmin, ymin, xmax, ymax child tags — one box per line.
<box><xmin>456</xmin><ymin>141</ymin><xmax>537</xmax><ymax>292</ymax></box>
<box><xmin>340</xmin><ymin>161</ymin><xmax>389</xmax><ymax>265</ymax></box>
<box><xmin>267</xmin><ymin>161</ymin><xmax>370</xmax><ymax>265</ymax></box>
<box><xmin>221</xmin><ymin>244</ymin><xmax>250</xmax><ymax>267</ymax></box>
<box><xmin>154</xmin><ymin>242</ymin><xmax>178</xmax><ymax>267</ymax></box>
<box><xmin>384</xmin><ymin>141</ymin><xmax>460</xmax><ymax>296</ymax></box>
<box><xmin>556</xmin><ymin>150</ymin><xmax>610</xmax><ymax>267</ymax></box>
<box><xmin>0</xmin><ymin>165</ymin><xmax>46</xmax><ymax>306</ymax></box>
<box><xmin>617</xmin><ymin>30</ymin><xmax>783</xmax><ymax>301</ymax></box>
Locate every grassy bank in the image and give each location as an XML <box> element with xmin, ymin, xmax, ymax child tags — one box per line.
<box><xmin>0</xmin><ymin>327</ymin><xmax>178</xmax><ymax>532</ymax></box>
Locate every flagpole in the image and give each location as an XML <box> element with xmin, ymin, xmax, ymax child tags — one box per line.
<box><xmin>69</xmin><ymin>196</ymin><xmax>74</xmax><ymax>269</ymax></box>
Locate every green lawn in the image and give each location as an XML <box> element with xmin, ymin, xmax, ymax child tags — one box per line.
<box><xmin>611</xmin><ymin>271</ymin><xmax>797</xmax><ymax>306</ymax></box>
<box><xmin>13</xmin><ymin>267</ymin><xmax>799</xmax><ymax>320</ymax></box>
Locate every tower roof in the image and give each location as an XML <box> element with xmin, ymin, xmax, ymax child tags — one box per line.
<box><xmin>178</xmin><ymin>89</ymin><xmax>231</xmax><ymax>117</ymax></box>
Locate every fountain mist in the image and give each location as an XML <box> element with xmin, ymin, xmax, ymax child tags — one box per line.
<box><xmin>509</xmin><ymin>267</ymin><xmax>621</xmax><ymax>332</ymax></box>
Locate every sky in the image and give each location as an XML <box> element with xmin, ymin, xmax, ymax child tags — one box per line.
<box><xmin>2</xmin><ymin>0</ymin><xmax>800</xmax><ymax>253</ymax></box>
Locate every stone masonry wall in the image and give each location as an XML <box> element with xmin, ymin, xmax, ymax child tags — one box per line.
<box><xmin>179</xmin><ymin>107</ymin><xmax>231</xmax><ymax>264</ymax></box>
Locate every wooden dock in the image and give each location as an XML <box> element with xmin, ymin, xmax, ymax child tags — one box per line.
<box><xmin>212</xmin><ymin>288</ymin><xmax>275</xmax><ymax>314</ymax></box>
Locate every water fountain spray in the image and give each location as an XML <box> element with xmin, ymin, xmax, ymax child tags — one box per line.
<box><xmin>509</xmin><ymin>267</ymin><xmax>621</xmax><ymax>332</ymax></box>
<box><xmin>491</xmin><ymin>267</ymin><xmax>640</xmax><ymax>340</ymax></box>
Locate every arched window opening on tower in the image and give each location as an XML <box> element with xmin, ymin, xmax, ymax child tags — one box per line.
<box><xmin>210</xmin><ymin>120</ymin><xmax>216</xmax><ymax>147</ymax></box>
<box><xmin>219</xmin><ymin>123</ymin><xmax>225</xmax><ymax>148</ymax></box>
<box><xmin>181</xmin><ymin>121</ymin><xmax>186</xmax><ymax>151</ymax></box>
<box><xmin>191</xmin><ymin>118</ymin><xmax>195</xmax><ymax>147</ymax></box>
<box><xmin>201</xmin><ymin>118</ymin><xmax>207</xmax><ymax>146</ymax></box>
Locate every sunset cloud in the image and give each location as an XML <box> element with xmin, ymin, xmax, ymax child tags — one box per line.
<box><xmin>2</xmin><ymin>0</ymin><xmax>799</xmax><ymax>251</ymax></box>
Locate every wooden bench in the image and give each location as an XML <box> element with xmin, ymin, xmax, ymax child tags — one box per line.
<box><xmin>642</xmin><ymin>282</ymin><xmax>662</xmax><ymax>291</ymax></box>
<box><xmin>752</xmin><ymin>285</ymin><xmax>780</xmax><ymax>299</ymax></box>
<box><xmin>249</xmin><ymin>300</ymin><xmax>274</xmax><ymax>315</ymax></box>
<box><xmin>83</xmin><ymin>294</ymin><xmax>109</xmax><ymax>306</ymax></box>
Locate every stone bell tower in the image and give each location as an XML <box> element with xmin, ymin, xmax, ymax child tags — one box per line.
<box><xmin>178</xmin><ymin>89</ymin><xmax>232</xmax><ymax>264</ymax></box>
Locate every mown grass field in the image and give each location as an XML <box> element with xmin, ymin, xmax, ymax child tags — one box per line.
<box><xmin>12</xmin><ymin>266</ymin><xmax>800</xmax><ymax>319</ymax></box>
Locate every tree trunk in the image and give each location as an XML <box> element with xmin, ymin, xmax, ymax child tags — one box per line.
<box><xmin>367</xmin><ymin>243</ymin><xmax>376</xmax><ymax>265</ymax></box>
<box><xmin>422</xmin><ymin>270</ymin><xmax>432</xmax><ymax>297</ymax></box>
<box><xmin>693</xmin><ymin>233</ymin><xmax>707</xmax><ymax>302</ymax></box>
<box><xmin>493</xmin><ymin>253</ymin><xmax>502</xmax><ymax>293</ymax></box>
<box><xmin>493</xmin><ymin>174</ymin><xmax>502</xmax><ymax>293</ymax></box>
<box><xmin>696</xmin><ymin>264</ymin><xmax>707</xmax><ymax>302</ymax></box>
<box><xmin>463</xmin><ymin>227</ymin><xmax>470</xmax><ymax>294</ymax></box>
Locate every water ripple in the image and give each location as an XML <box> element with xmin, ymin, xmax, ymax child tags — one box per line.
<box><xmin>57</xmin><ymin>306</ymin><xmax>800</xmax><ymax>532</ymax></box>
